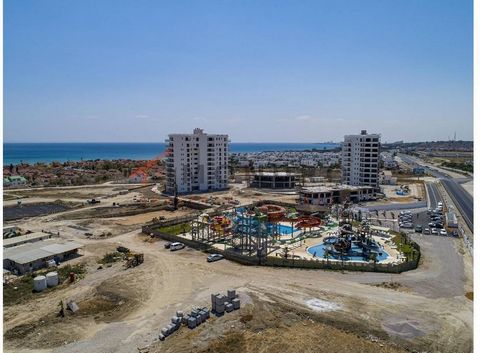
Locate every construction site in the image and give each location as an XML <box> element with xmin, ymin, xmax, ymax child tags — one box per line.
<box><xmin>2</xmin><ymin>182</ymin><xmax>473</xmax><ymax>353</ymax></box>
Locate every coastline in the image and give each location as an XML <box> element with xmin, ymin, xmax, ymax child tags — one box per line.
<box><xmin>3</xmin><ymin>142</ymin><xmax>340</xmax><ymax>165</ymax></box>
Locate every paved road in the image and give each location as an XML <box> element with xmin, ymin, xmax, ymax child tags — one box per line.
<box><xmin>360</xmin><ymin>201</ymin><xmax>427</xmax><ymax>211</ymax></box>
<box><xmin>399</xmin><ymin>154</ymin><xmax>473</xmax><ymax>232</ymax></box>
<box><xmin>425</xmin><ymin>182</ymin><xmax>442</xmax><ymax>208</ymax></box>
<box><xmin>441</xmin><ymin>178</ymin><xmax>473</xmax><ymax>231</ymax></box>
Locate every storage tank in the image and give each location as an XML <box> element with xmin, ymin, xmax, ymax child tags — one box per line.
<box><xmin>33</xmin><ymin>275</ymin><xmax>47</xmax><ymax>292</ymax></box>
<box><xmin>46</xmin><ymin>272</ymin><xmax>59</xmax><ymax>287</ymax></box>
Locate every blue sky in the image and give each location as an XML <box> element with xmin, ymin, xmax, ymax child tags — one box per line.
<box><xmin>4</xmin><ymin>0</ymin><xmax>473</xmax><ymax>143</ymax></box>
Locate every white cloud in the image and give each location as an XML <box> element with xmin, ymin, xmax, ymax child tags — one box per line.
<box><xmin>295</xmin><ymin>114</ymin><xmax>312</xmax><ymax>121</ymax></box>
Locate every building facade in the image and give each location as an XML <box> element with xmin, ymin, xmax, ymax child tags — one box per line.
<box><xmin>341</xmin><ymin>130</ymin><xmax>380</xmax><ymax>190</ymax></box>
<box><xmin>299</xmin><ymin>185</ymin><xmax>375</xmax><ymax>206</ymax></box>
<box><xmin>165</xmin><ymin>128</ymin><xmax>229</xmax><ymax>194</ymax></box>
<box><xmin>250</xmin><ymin>172</ymin><xmax>297</xmax><ymax>189</ymax></box>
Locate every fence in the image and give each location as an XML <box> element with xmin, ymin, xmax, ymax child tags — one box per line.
<box><xmin>142</xmin><ymin>225</ymin><xmax>421</xmax><ymax>273</ymax></box>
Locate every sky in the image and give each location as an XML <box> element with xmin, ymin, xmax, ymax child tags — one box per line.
<box><xmin>4</xmin><ymin>0</ymin><xmax>473</xmax><ymax>143</ymax></box>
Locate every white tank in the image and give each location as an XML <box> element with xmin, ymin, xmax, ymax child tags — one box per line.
<box><xmin>46</xmin><ymin>272</ymin><xmax>59</xmax><ymax>287</ymax></box>
<box><xmin>33</xmin><ymin>275</ymin><xmax>47</xmax><ymax>292</ymax></box>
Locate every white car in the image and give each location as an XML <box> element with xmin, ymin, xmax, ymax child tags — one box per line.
<box><xmin>169</xmin><ymin>242</ymin><xmax>185</xmax><ymax>251</ymax></box>
<box><xmin>439</xmin><ymin>229</ymin><xmax>448</xmax><ymax>236</ymax></box>
<box><xmin>431</xmin><ymin>228</ymin><xmax>439</xmax><ymax>235</ymax></box>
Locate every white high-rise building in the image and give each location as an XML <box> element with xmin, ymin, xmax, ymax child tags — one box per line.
<box><xmin>341</xmin><ymin>130</ymin><xmax>380</xmax><ymax>189</ymax></box>
<box><xmin>165</xmin><ymin>128</ymin><xmax>229</xmax><ymax>194</ymax></box>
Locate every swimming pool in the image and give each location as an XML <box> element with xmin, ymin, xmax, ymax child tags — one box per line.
<box><xmin>307</xmin><ymin>242</ymin><xmax>389</xmax><ymax>262</ymax></box>
<box><xmin>269</xmin><ymin>224</ymin><xmax>298</xmax><ymax>235</ymax></box>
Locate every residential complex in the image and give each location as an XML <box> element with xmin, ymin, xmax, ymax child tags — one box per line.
<box><xmin>341</xmin><ymin>130</ymin><xmax>380</xmax><ymax>190</ymax></box>
<box><xmin>165</xmin><ymin>128</ymin><xmax>229</xmax><ymax>194</ymax></box>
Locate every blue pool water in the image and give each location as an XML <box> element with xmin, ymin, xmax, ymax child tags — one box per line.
<box><xmin>308</xmin><ymin>242</ymin><xmax>389</xmax><ymax>262</ymax></box>
<box><xmin>276</xmin><ymin>224</ymin><xmax>298</xmax><ymax>235</ymax></box>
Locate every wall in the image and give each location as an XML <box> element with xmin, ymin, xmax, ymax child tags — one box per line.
<box><xmin>143</xmin><ymin>222</ymin><xmax>420</xmax><ymax>273</ymax></box>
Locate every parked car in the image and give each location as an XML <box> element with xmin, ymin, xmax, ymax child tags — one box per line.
<box><xmin>414</xmin><ymin>225</ymin><xmax>423</xmax><ymax>233</ymax></box>
<box><xmin>428</xmin><ymin>222</ymin><xmax>436</xmax><ymax>228</ymax></box>
<box><xmin>207</xmin><ymin>254</ymin><xmax>224</xmax><ymax>262</ymax></box>
<box><xmin>431</xmin><ymin>228</ymin><xmax>439</xmax><ymax>235</ymax></box>
<box><xmin>169</xmin><ymin>242</ymin><xmax>185</xmax><ymax>251</ymax></box>
<box><xmin>401</xmin><ymin>223</ymin><xmax>413</xmax><ymax>229</ymax></box>
<box><xmin>434</xmin><ymin>223</ymin><xmax>444</xmax><ymax>229</ymax></box>
<box><xmin>424</xmin><ymin>228</ymin><xmax>431</xmax><ymax>235</ymax></box>
<box><xmin>439</xmin><ymin>229</ymin><xmax>448</xmax><ymax>236</ymax></box>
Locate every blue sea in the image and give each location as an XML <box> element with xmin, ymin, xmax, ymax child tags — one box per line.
<box><xmin>3</xmin><ymin>142</ymin><xmax>339</xmax><ymax>165</ymax></box>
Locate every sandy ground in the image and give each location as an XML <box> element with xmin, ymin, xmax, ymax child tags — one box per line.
<box><xmin>460</xmin><ymin>180</ymin><xmax>473</xmax><ymax>197</ymax></box>
<box><xmin>3</xmin><ymin>229</ymin><xmax>472</xmax><ymax>353</ymax></box>
<box><xmin>2</xmin><ymin>184</ymin><xmax>473</xmax><ymax>353</ymax></box>
<box><xmin>381</xmin><ymin>183</ymin><xmax>424</xmax><ymax>202</ymax></box>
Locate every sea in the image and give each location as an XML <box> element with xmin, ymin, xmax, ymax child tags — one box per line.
<box><xmin>3</xmin><ymin>142</ymin><xmax>340</xmax><ymax>165</ymax></box>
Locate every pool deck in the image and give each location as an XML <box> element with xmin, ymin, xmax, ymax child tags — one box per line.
<box><xmin>297</xmin><ymin>232</ymin><xmax>401</xmax><ymax>265</ymax></box>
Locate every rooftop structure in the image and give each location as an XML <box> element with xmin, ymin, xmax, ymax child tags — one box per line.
<box><xmin>165</xmin><ymin>128</ymin><xmax>229</xmax><ymax>194</ymax></box>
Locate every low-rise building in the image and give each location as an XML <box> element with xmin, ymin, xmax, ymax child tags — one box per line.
<box><xmin>3</xmin><ymin>175</ymin><xmax>27</xmax><ymax>188</ymax></box>
<box><xmin>250</xmin><ymin>172</ymin><xmax>298</xmax><ymax>189</ymax></box>
<box><xmin>3</xmin><ymin>232</ymin><xmax>53</xmax><ymax>248</ymax></box>
<box><xmin>299</xmin><ymin>184</ymin><xmax>375</xmax><ymax>206</ymax></box>
<box><xmin>3</xmin><ymin>239</ymin><xmax>83</xmax><ymax>275</ymax></box>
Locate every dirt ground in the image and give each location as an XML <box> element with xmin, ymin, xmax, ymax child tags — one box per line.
<box><xmin>2</xmin><ymin>183</ymin><xmax>473</xmax><ymax>353</ymax></box>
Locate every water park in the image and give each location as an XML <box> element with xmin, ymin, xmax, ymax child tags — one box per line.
<box><xmin>147</xmin><ymin>201</ymin><xmax>414</xmax><ymax>269</ymax></box>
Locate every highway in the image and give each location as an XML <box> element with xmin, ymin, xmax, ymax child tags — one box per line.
<box><xmin>441</xmin><ymin>178</ymin><xmax>473</xmax><ymax>231</ymax></box>
<box><xmin>399</xmin><ymin>154</ymin><xmax>473</xmax><ymax>232</ymax></box>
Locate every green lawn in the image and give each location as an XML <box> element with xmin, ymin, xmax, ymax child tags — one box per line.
<box><xmin>156</xmin><ymin>222</ymin><xmax>192</xmax><ymax>235</ymax></box>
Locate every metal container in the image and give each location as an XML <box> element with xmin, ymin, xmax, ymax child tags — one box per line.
<box><xmin>176</xmin><ymin>310</ymin><xmax>184</xmax><ymax>318</ymax></box>
<box><xmin>196</xmin><ymin>315</ymin><xmax>202</xmax><ymax>325</ymax></box>
<box><xmin>161</xmin><ymin>328</ymin><xmax>169</xmax><ymax>336</ymax></box>
<box><xmin>226</xmin><ymin>303</ymin><xmax>234</xmax><ymax>312</ymax></box>
<box><xmin>227</xmin><ymin>289</ymin><xmax>236</xmax><ymax>300</ymax></box>
<box><xmin>182</xmin><ymin>315</ymin><xmax>190</xmax><ymax>325</ymax></box>
<box><xmin>33</xmin><ymin>275</ymin><xmax>47</xmax><ymax>292</ymax></box>
<box><xmin>46</xmin><ymin>272</ymin><xmax>59</xmax><ymax>287</ymax></box>
<box><xmin>159</xmin><ymin>334</ymin><xmax>166</xmax><ymax>341</ymax></box>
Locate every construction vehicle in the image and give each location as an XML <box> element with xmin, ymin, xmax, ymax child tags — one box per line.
<box><xmin>125</xmin><ymin>252</ymin><xmax>144</xmax><ymax>268</ymax></box>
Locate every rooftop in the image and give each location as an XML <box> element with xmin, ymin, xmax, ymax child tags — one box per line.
<box><xmin>300</xmin><ymin>184</ymin><xmax>374</xmax><ymax>193</ymax></box>
<box><xmin>253</xmin><ymin>172</ymin><xmax>299</xmax><ymax>177</ymax></box>
<box><xmin>3</xmin><ymin>232</ymin><xmax>52</xmax><ymax>248</ymax></box>
<box><xmin>4</xmin><ymin>239</ymin><xmax>83</xmax><ymax>265</ymax></box>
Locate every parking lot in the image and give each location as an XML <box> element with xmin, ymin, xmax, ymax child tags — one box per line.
<box><xmin>397</xmin><ymin>203</ymin><xmax>457</xmax><ymax>237</ymax></box>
